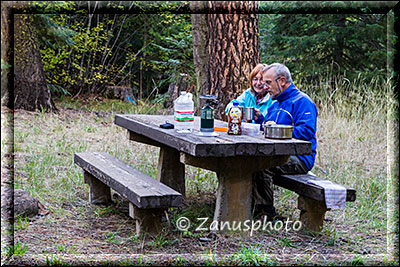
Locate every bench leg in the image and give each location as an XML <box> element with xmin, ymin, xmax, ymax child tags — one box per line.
<box><xmin>157</xmin><ymin>146</ymin><xmax>185</xmax><ymax>196</ymax></box>
<box><xmin>297</xmin><ymin>195</ymin><xmax>328</xmax><ymax>232</ymax></box>
<box><xmin>84</xmin><ymin>171</ymin><xmax>111</xmax><ymax>204</ymax></box>
<box><xmin>129</xmin><ymin>203</ymin><xmax>164</xmax><ymax>236</ymax></box>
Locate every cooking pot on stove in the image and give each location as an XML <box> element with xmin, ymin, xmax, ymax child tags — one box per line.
<box><xmin>264</xmin><ymin>109</ymin><xmax>294</xmax><ymax>139</ymax></box>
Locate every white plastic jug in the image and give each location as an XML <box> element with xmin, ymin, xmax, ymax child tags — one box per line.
<box><xmin>174</xmin><ymin>91</ymin><xmax>194</xmax><ymax>133</ymax></box>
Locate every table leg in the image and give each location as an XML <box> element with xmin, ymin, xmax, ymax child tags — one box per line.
<box><xmin>180</xmin><ymin>154</ymin><xmax>289</xmax><ymax>231</ymax></box>
<box><xmin>214</xmin><ymin>169</ymin><xmax>253</xmax><ymax>224</ymax></box>
<box><xmin>157</xmin><ymin>145</ymin><xmax>185</xmax><ymax>196</ymax></box>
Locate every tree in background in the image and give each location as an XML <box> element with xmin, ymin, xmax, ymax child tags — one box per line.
<box><xmin>259</xmin><ymin>12</ymin><xmax>387</xmax><ymax>83</ymax></box>
<box><xmin>191</xmin><ymin>1</ymin><xmax>209</xmax><ymax>97</ymax></box>
<box><xmin>13</xmin><ymin>11</ymin><xmax>57</xmax><ymax>112</ymax></box>
<box><xmin>2</xmin><ymin>1</ymin><xmax>75</xmax><ymax>111</ymax></box>
<box><xmin>2</xmin><ymin>1</ymin><xmax>194</xmax><ymax>110</ymax></box>
<box><xmin>191</xmin><ymin>1</ymin><xmax>259</xmax><ymax>120</ymax></box>
<box><xmin>39</xmin><ymin>1</ymin><xmax>193</xmax><ymax>101</ymax></box>
<box><xmin>3</xmin><ymin>1</ymin><xmax>391</xmax><ymax>113</ymax></box>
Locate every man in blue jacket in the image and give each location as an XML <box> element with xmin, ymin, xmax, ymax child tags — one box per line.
<box><xmin>253</xmin><ymin>63</ymin><xmax>318</xmax><ymax>221</ymax></box>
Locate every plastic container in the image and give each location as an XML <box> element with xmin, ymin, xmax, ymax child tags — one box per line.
<box><xmin>174</xmin><ymin>91</ymin><xmax>194</xmax><ymax>133</ymax></box>
<box><xmin>242</xmin><ymin>122</ymin><xmax>260</xmax><ymax>136</ymax></box>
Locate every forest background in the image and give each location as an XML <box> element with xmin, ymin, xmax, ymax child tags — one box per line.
<box><xmin>0</xmin><ymin>1</ymin><xmax>394</xmax><ymax>112</ymax></box>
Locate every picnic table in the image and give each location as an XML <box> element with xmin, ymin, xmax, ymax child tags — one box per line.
<box><xmin>114</xmin><ymin>114</ymin><xmax>312</xmax><ymax>224</ymax></box>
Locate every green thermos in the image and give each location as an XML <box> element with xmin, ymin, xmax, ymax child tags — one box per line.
<box><xmin>199</xmin><ymin>95</ymin><xmax>218</xmax><ymax>133</ymax></box>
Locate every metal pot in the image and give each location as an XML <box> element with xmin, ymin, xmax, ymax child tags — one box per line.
<box><xmin>264</xmin><ymin>124</ymin><xmax>293</xmax><ymax>139</ymax></box>
<box><xmin>264</xmin><ymin>108</ymin><xmax>294</xmax><ymax>139</ymax></box>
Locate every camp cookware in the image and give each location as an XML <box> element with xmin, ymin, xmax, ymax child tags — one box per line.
<box><xmin>264</xmin><ymin>109</ymin><xmax>294</xmax><ymax>139</ymax></box>
<box><xmin>242</xmin><ymin>122</ymin><xmax>259</xmax><ymax>136</ymax></box>
<box><xmin>244</xmin><ymin>107</ymin><xmax>255</xmax><ymax>121</ymax></box>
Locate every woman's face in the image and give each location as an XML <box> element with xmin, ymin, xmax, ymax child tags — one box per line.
<box><xmin>252</xmin><ymin>72</ymin><xmax>267</xmax><ymax>95</ymax></box>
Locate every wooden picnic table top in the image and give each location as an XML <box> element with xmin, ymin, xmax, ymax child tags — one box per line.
<box><xmin>114</xmin><ymin>114</ymin><xmax>312</xmax><ymax>158</ymax></box>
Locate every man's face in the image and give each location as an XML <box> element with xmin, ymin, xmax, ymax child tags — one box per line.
<box><xmin>262</xmin><ymin>68</ymin><xmax>285</xmax><ymax>99</ymax></box>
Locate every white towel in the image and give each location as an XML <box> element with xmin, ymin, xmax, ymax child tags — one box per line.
<box><xmin>307</xmin><ymin>179</ymin><xmax>347</xmax><ymax>209</ymax></box>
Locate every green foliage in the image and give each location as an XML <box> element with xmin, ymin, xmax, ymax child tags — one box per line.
<box><xmin>277</xmin><ymin>236</ymin><xmax>298</xmax><ymax>248</ymax></box>
<box><xmin>232</xmin><ymin>243</ymin><xmax>277</xmax><ymax>266</ymax></box>
<box><xmin>193</xmin><ymin>168</ymin><xmax>211</xmax><ymax>193</ymax></box>
<box><xmin>40</xmin><ymin>13</ymin><xmax>120</xmax><ymax>94</ymax></box>
<box><xmin>149</xmin><ymin>232</ymin><xmax>170</xmax><ymax>247</ymax></box>
<box><xmin>30</xmin><ymin>1</ymin><xmax>77</xmax><ymax>13</ymax></box>
<box><xmin>45</xmin><ymin>255</ymin><xmax>67</xmax><ymax>266</ymax></box>
<box><xmin>351</xmin><ymin>255</ymin><xmax>366</xmax><ymax>266</ymax></box>
<box><xmin>105</xmin><ymin>232</ymin><xmax>122</xmax><ymax>245</ymax></box>
<box><xmin>5</xmin><ymin>240</ymin><xmax>28</xmax><ymax>256</ymax></box>
<box><xmin>37</xmin><ymin>1</ymin><xmax>194</xmax><ymax>100</ymax></box>
<box><xmin>14</xmin><ymin>217</ymin><xmax>30</xmax><ymax>230</ymax></box>
<box><xmin>259</xmin><ymin>12</ymin><xmax>387</xmax><ymax>83</ymax></box>
<box><xmin>1</xmin><ymin>58</ymin><xmax>11</xmax><ymax>70</ymax></box>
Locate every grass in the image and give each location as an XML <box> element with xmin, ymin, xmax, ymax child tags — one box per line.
<box><xmin>231</xmin><ymin>243</ymin><xmax>277</xmax><ymax>266</ymax></box>
<box><xmin>5</xmin><ymin>241</ymin><xmax>27</xmax><ymax>257</ymax></box>
<box><xmin>2</xmin><ymin>74</ymin><xmax>399</xmax><ymax>265</ymax></box>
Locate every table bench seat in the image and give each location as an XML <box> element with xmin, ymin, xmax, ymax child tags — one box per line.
<box><xmin>273</xmin><ymin>173</ymin><xmax>356</xmax><ymax>231</ymax></box>
<box><xmin>74</xmin><ymin>152</ymin><xmax>182</xmax><ymax>235</ymax></box>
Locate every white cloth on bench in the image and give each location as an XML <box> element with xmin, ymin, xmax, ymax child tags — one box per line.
<box><xmin>306</xmin><ymin>179</ymin><xmax>347</xmax><ymax>209</ymax></box>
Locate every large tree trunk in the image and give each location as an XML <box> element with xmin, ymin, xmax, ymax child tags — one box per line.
<box><xmin>191</xmin><ymin>1</ymin><xmax>259</xmax><ymax>120</ymax></box>
<box><xmin>191</xmin><ymin>1</ymin><xmax>210</xmax><ymax>114</ymax></box>
<box><xmin>14</xmin><ymin>13</ymin><xmax>57</xmax><ymax>112</ymax></box>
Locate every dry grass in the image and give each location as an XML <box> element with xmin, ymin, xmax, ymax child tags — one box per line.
<box><xmin>1</xmin><ymin>75</ymin><xmax>398</xmax><ymax>265</ymax></box>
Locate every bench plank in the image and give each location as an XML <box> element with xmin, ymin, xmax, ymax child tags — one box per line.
<box><xmin>74</xmin><ymin>152</ymin><xmax>182</xmax><ymax>209</ymax></box>
<box><xmin>273</xmin><ymin>173</ymin><xmax>356</xmax><ymax>202</ymax></box>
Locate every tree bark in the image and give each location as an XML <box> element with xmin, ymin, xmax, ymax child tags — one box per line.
<box><xmin>192</xmin><ymin>1</ymin><xmax>259</xmax><ymax>121</ymax></box>
<box><xmin>13</xmin><ymin>13</ymin><xmax>57</xmax><ymax>111</ymax></box>
<box><xmin>191</xmin><ymin>1</ymin><xmax>210</xmax><ymax>107</ymax></box>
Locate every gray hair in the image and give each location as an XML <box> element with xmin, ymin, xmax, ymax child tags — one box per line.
<box><xmin>262</xmin><ymin>63</ymin><xmax>292</xmax><ymax>84</ymax></box>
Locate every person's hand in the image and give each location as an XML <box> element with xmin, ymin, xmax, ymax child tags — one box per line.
<box><xmin>254</xmin><ymin>108</ymin><xmax>261</xmax><ymax>121</ymax></box>
<box><xmin>261</xmin><ymin>120</ymin><xmax>275</xmax><ymax>131</ymax></box>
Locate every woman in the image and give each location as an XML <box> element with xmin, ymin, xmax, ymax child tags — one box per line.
<box><xmin>224</xmin><ymin>63</ymin><xmax>275</xmax><ymax>123</ymax></box>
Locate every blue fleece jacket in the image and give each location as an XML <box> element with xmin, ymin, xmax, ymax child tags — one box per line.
<box><xmin>260</xmin><ymin>83</ymin><xmax>318</xmax><ymax>171</ymax></box>
<box><xmin>225</xmin><ymin>88</ymin><xmax>275</xmax><ymax>123</ymax></box>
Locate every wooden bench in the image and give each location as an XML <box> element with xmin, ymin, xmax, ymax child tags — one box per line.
<box><xmin>74</xmin><ymin>152</ymin><xmax>182</xmax><ymax>235</ymax></box>
<box><xmin>273</xmin><ymin>173</ymin><xmax>356</xmax><ymax>232</ymax></box>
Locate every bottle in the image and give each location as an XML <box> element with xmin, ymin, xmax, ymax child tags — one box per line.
<box><xmin>174</xmin><ymin>91</ymin><xmax>195</xmax><ymax>133</ymax></box>
<box><xmin>227</xmin><ymin>101</ymin><xmax>242</xmax><ymax>135</ymax></box>
<box><xmin>200</xmin><ymin>100</ymin><xmax>214</xmax><ymax>133</ymax></box>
